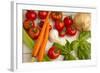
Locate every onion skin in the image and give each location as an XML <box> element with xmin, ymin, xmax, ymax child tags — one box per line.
<box><xmin>73</xmin><ymin>13</ymin><xmax>91</xmax><ymax>31</ymax></box>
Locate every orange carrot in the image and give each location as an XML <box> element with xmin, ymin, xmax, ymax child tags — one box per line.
<box><xmin>37</xmin><ymin>23</ymin><xmax>50</xmax><ymax>62</ymax></box>
<box><xmin>32</xmin><ymin>12</ymin><xmax>50</xmax><ymax>57</ymax></box>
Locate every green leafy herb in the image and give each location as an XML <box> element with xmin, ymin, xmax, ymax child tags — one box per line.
<box><xmin>70</xmin><ymin>40</ymin><xmax>79</xmax><ymax>50</ymax></box>
<box><xmin>76</xmin><ymin>31</ymin><xmax>91</xmax><ymax>60</ymax></box>
<box><xmin>53</xmin><ymin>31</ymin><xmax>91</xmax><ymax>60</ymax></box>
<box><xmin>79</xmin><ymin>41</ymin><xmax>91</xmax><ymax>59</ymax></box>
<box><xmin>64</xmin><ymin>40</ymin><xmax>72</xmax><ymax>52</ymax></box>
<box><xmin>78</xmin><ymin>31</ymin><xmax>91</xmax><ymax>41</ymax></box>
<box><xmin>43</xmin><ymin>55</ymin><xmax>50</xmax><ymax>61</ymax></box>
<box><xmin>53</xmin><ymin>40</ymin><xmax>76</xmax><ymax>60</ymax></box>
<box><xmin>64</xmin><ymin>53</ymin><xmax>76</xmax><ymax>60</ymax></box>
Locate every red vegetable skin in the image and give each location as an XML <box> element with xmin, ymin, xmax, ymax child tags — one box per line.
<box><xmin>64</xmin><ymin>16</ymin><xmax>73</xmax><ymax>27</ymax></box>
<box><xmin>23</xmin><ymin>19</ymin><xmax>35</xmax><ymax>30</ymax></box>
<box><xmin>55</xmin><ymin>21</ymin><xmax>64</xmax><ymax>31</ymax></box>
<box><xmin>48</xmin><ymin>46</ymin><xmax>61</xmax><ymax>59</ymax></box>
<box><xmin>51</xmin><ymin>12</ymin><xmax>62</xmax><ymax>21</ymax></box>
<box><xmin>38</xmin><ymin>11</ymin><xmax>48</xmax><ymax>19</ymax></box>
<box><xmin>28</xmin><ymin>27</ymin><xmax>40</xmax><ymax>39</ymax></box>
<box><xmin>26</xmin><ymin>10</ymin><xmax>37</xmax><ymax>20</ymax></box>
<box><xmin>66</xmin><ymin>27</ymin><xmax>77</xmax><ymax>36</ymax></box>
<box><xmin>38</xmin><ymin>20</ymin><xmax>45</xmax><ymax>28</ymax></box>
<box><xmin>59</xmin><ymin>27</ymin><xmax>66</xmax><ymax>37</ymax></box>
<box><xmin>39</xmin><ymin>20</ymin><xmax>52</xmax><ymax>31</ymax></box>
<box><xmin>59</xmin><ymin>31</ymin><xmax>66</xmax><ymax>37</ymax></box>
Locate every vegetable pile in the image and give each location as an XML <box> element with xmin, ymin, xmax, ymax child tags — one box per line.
<box><xmin>53</xmin><ymin>31</ymin><xmax>91</xmax><ymax>60</ymax></box>
<box><xmin>23</xmin><ymin>10</ymin><xmax>91</xmax><ymax>62</ymax></box>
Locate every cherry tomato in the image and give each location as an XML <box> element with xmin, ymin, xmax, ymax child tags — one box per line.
<box><xmin>66</xmin><ymin>27</ymin><xmax>77</xmax><ymax>36</ymax></box>
<box><xmin>38</xmin><ymin>20</ymin><xmax>52</xmax><ymax>31</ymax></box>
<box><xmin>51</xmin><ymin>12</ymin><xmax>62</xmax><ymax>21</ymax></box>
<box><xmin>59</xmin><ymin>27</ymin><xmax>66</xmax><ymax>37</ymax></box>
<box><xmin>38</xmin><ymin>20</ymin><xmax>45</xmax><ymax>28</ymax></box>
<box><xmin>48</xmin><ymin>46</ymin><xmax>61</xmax><ymax>59</ymax></box>
<box><xmin>54</xmin><ymin>21</ymin><xmax>64</xmax><ymax>31</ymax></box>
<box><xmin>23</xmin><ymin>19</ymin><xmax>35</xmax><ymax>30</ymax></box>
<box><xmin>28</xmin><ymin>27</ymin><xmax>40</xmax><ymax>39</ymax></box>
<box><xmin>25</xmin><ymin>10</ymin><xmax>37</xmax><ymax>20</ymax></box>
<box><xmin>38</xmin><ymin>11</ymin><xmax>48</xmax><ymax>19</ymax></box>
<box><xmin>64</xmin><ymin>16</ymin><xmax>73</xmax><ymax>27</ymax></box>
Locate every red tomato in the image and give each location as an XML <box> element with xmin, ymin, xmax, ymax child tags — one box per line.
<box><xmin>26</xmin><ymin>10</ymin><xmax>37</xmax><ymax>20</ymax></box>
<box><xmin>23</xmin><ymin>19</ymin><xmax>35</xmax><ymax>30</ymax></box>
<box><xmin>28</xmin><ymin>27</ymin><xmax>40</xmax><ymax>39</ymax></box>
<box><xmin>59</xmin><ymin>27</ymin><xmax>66</xmax><ymax>37</ymax></box>
<box><xmin>38</xmin><ymin>11</ymin><xmax>48</xmax><ymax>19</ymax></box>
<box><xmin>54</xmin><ymin>21</ymin><xmax>64</xmax><ymax>31</ymax></box>
<box><xmin>39</xmin><ymin>20</ymin><xmax>52</xmax><ymax>31</ymax></box>
<box><xmin>51</xmin><ymin>12</ymin><xmax>62</xmax><ymax>21</ymax></box>
<box><xmin>38</xmin><ymin>20</ymin><xmax>45</xmax><ymax>28</ymax></box>
<box><xmin>48</xmin><ymin>46</ymin><xmax>61</xmax><ymax>59</ymax></box>
<box><xmin>59</xmin><ymin>31</ymin><xmax>66</xmax><ymax>37</ymax></box>
<box><xmin>66</xmin><ymin>27</ymin><xmax>77</xmax><ymax>36</ymax></box>
<box><xmin>64</xmin><ymin>16</ymin><xmax>73</xmax><ymax>27</ymax></box>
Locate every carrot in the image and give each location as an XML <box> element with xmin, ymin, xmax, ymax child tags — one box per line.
<box><xmin>37</xmin><ymin>23</ymin><xmax>50</xmax><ymax>62</ymax></box>
<box><xmin>32</xmin><ymin>12</ymin><xmax>50</xmax><ymax>57</ymax></box>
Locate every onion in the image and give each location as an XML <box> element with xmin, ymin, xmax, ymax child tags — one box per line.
<box><xmin>73</xmin><ymin>13</ymin><xmax>91</xmax><ymax>31</ymax></box>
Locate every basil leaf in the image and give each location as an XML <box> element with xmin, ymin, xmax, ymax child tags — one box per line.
<box><xmin>43</xmin><ymin>55</ymin><xmax>50</xmax><ymax>61</ymax></box>
<box><xmin>64</xmin><ymin>53</ymin><xmax>76</xmax><ymax>60</ymax></box>
<box><xmin>81</xmin><ymin>45</ymin><xmax>90</xmax><ymax>59</ymax></box>
<box><xmin>53</xmin><ymin>42</ymin><xmax>68</xmax><ymax>54</ymax></box>
<box><xmin>81</xmin><ymin>41</ymin><xmax>91</xmax><ymax>59</ymax></box>
<box><xmin>53</xmin><ymin>42</ymin><xmax>64</xmax><ymax>49</ymax></box>
<box><xmin>77</xmin><ymin>40</ymin><xmax>91</xmax><ymax>60</ymax></box>
<box><xmin>65</xmin><ymin>40</ymin><xmax>70</xmax><ymax>48</ymax></box>
<box><xmin>79</xmin><ymin>31</ymin><xmax>91</xmax><ymax>40</ymax></box>
<box><xmin>71</xmin><ymin>40</ymin><xmax>79</xmax><ymax>50</ymax></box>
<box><xmin>77</xmin><ymin>47</ymin><xmax>85</xmax><ymax>59</ymax></box>
<box><xmin>64</xmin><ymin>40</ymin><xmax>72</xmax><ymax>52</ymax></box>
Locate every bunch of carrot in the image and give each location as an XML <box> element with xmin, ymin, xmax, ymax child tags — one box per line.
<box><xmin>32</xmin><ymin>12</ymin><xmax>51</xmax><ymax>62</ymax></box>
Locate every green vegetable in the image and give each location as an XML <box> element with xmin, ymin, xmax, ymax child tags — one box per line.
<box><xmin>53</xmin><ymin>42</ymin><xmax>65</xmax><ymax>50</ymax></box>
<box><xmin>78</xmin><ymin>31</ymin><xmax>91</xmax><ymax>41</ymax></box>
<box><xmin>53</xmin><ymin>40</ymin><xmax>76</xmax><ymax>60</ymax></box>
<box><xmin>64</xmin><ymin>40</ymin><xmax>72</xmax><ymax>52</ymax></box>
<box><xmin>43</xmin><ymin>55</ymin><xmax>50</xmax><ymax>61</ymax></box>
<box><xmin>70</xmin><ymin>40</ymin><xmax>79</xmax><ymax>50</ymax></box>
<box><xmin>76</xmin><ymin>31</ymin><xmax>91</xmax><ymax>60</ymax></box>
<box><xmin>53</xmin><ymin>42</ymin><xmax>67</xmax><ymax>54</ymax></box>
<box><xmin>23</xmin><ymin>28</ymin><xmax>50</xmax><ymax>62</ymax></box>
<box><xmin>53</xmin><ymin>42</ymin><xmax>68</xmax><ymax>54</ymax></box>
<box><xmin>77</xmin><ymin>48</ymin><xmax>85</xmax><ymax>59</ymax></box>
<box><xmin>53</xmin><ymin>30</ymin><xmax>91</xmax><ymax>60</ymax></box>
<box><xmin>23</xmin><ymin>29</ymin><xmax>36</xmax><ymax>62</ymax></box>
<box><xmin>23</xmin><ymin>28</ymin><xmax>34</xmax><ymax>49</ymax></box>
<box><xmin>64</xmin><ymin>40</ymin><xmax>76</xmax><ymax>60</ymax></box>
<box><xmin>79</xmin><ymin>41</ymin><xmax>91</xmax><ymax>59</ymax></box>
<box><xmin>64</xmin><ymin>53</ymin><xmax>76</xmax><ymax>60</ymax></box>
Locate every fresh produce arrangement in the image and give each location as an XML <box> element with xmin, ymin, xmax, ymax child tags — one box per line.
<box><xmin>23</xmin><ymin>10</ymin><xmax>91</xmax><ymax>62</ymax></box>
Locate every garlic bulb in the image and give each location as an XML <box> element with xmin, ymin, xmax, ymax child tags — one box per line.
<box><xmin>49</xmin><ymin>29</ymin><xmax>66</xmax><ymax>45</ymax></box>
<box><xmin>49</xmin><ymin>29</ymin><xmax>59</xmax><ymax>42</ymax></box>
